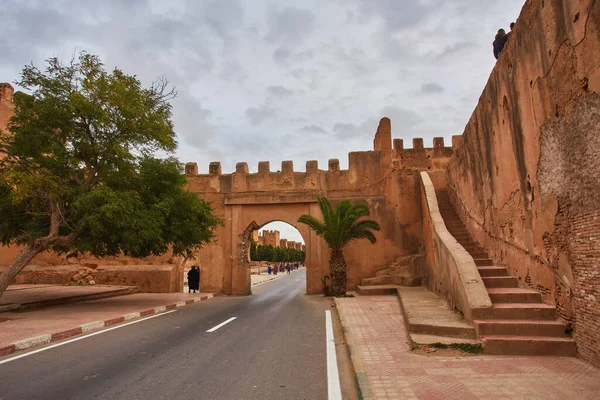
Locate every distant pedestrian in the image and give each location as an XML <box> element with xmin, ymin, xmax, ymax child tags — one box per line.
<box><xmin>493</xmin><ymin>29</ymin><xmax>508</xmax><ymax>60</ymax></box>
<box><xmin>268</xmin><ymin>265</ymin><xmax>272</xmax><ymax>275</ymax></box>
<box><xmin>187</xmin><ymin>266</ymin><xmax>200</xmax><ymax>293</ymax></box>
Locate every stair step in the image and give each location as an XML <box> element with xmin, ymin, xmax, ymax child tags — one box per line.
<box><xmin>487</xmin><ymin>288</ymin><xmax>542</xmax><ymax>303</ymax></box>
<box><xmin>375</xmin><ymin>268</ymin><xmax>391</xmax><ymax>277</ymax></box>
<box><xmin>483</xmin><ymin>276</ymin><xmax>519</xmax><ymax>288</ymax></box>
<box><xmin>357</xmin><ymin>285</ymin><xmax>398</xmax><ymax>296</ymax></box>
<box><xmin>362</xmin><ymin>275</ymin><xmax>394</xmax><ymax>286</ymax></box>
<box><xmin>477</xmin><ymin>266</ymin><xmax>508</xmax><ymax>277</ymax></box>
<box><xmin>482</xmin><ymin>335</ymin><xmax>576</xmax><ymax>356</ymax></box>
<box><xmin>475</xmin><ymin>319</ymin><xmax>567</xmax><ymax>336</ymax></box>
<box><xmin>474</xmin><ymin>258</ymin><xmax>494</xmax><ymax>266</ymax></box>
<box><xmin>473</xmin><ymin>303</ymin><xmax>557</xmax><ymax>320</ymax></box>
<box><xmin>468</xmin><ymin>252</ymin><xmax>490</xmax><ymax>259</ymax></box>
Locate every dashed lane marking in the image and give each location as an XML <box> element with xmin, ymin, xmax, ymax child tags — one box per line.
<box><xmin>206</xmin><ymin>317</ymin><xmax>237</xmax><ymax>333</ymax></box>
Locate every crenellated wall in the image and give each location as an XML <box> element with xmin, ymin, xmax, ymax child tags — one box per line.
<box><xmin>184</xmin><ymin>117</ymin><xmax>455</xmax><ymax>295</ymax></box>
<box><xmin>0</xmin><ymin>97</ymin><xmax>454</xmax><ymax>297</ymax></box>
<box><xmin>446</xmin><ymin>0</ymin><xmax>600</xmax><ymax>366</ymax></box>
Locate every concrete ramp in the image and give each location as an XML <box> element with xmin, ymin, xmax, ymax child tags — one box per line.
<box><xmin>0</xmin><ymin>284</ymin><xmax>139</xmax><ymax>312</ymax></box>
<box><xmin>397</xmin><ymin>286</ymin><xmax>479</xmax><ymax>345</ymax></box>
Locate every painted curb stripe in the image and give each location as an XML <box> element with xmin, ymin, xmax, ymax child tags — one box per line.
<box><xmin>0</xmin><ymin>345</ymin><xmax>16</xmax><ymax>356</ymax></box>
<box><xmin>14</xmin><ymin>334</ymin><xmax>51</xmax><ymax>350</ymax></box>
<box><xmin>139</xmin><ymin>309</ymin><xmax>155</xmax><ymax>317</ymax></box>
<box><xmin>0</xmin><ymin>294</ymin><xmax>216</xmax><ymax>358</ymax></box>
<box><xmin>51</xmin><ymin>327</ymin><xmax>83</xmax><ymax>341</ymax></box>
<box><xmin>0</xmin><ymin>311</ymin><xmax>177</xmax><ymax>365</ymax></box>
<box><xmin>104</xmin><ymin>317</ymin><xmax>125</xmax><ymax>327</ymax></box>
<box><xmin>81</xmin><ymin>321</ymin><xmax>105</xmax><ymax>333</ymax></box>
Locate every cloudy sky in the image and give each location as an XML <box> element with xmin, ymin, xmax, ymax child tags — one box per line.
<box><xmin>1</xmin><ymin>0</ymin><xmax>523</xmax><ymax>242</ymax></box>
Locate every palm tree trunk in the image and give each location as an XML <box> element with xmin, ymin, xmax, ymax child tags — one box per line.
<box><xmin>329</xmin><ymin>249</ymin><xmax>347</xmax><ymax>296</ymax></box>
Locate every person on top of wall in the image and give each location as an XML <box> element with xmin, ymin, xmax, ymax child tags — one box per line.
<box><xmin>507</xmin><ymin>22</ymin><xmax>516</xmax><ymax>40</ymax></box>
<box><xmin>493</xmin><ymin>29</ymin><xmax>508</xmax><ymax>60</ymax></box>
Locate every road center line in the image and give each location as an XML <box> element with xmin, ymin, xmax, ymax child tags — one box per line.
<box><xmin>0</xmin><ymin>310</ymin><xmax>177</xmax><ymax>365</ymax></box>
<box><xmin>325</xmin><ymin>310</ymin><xmax>342</xmax><ymax>400</ymax></box>
<box><xmin>206</xmin><ymin>317</ymin><xmax>237</xmax><ymax>333</ymax></box>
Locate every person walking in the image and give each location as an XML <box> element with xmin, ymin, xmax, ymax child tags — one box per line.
<box><xmin>187</xmin><ymin>266</ymin><xmax>200</xmax><ymax>293</ymax></box>
<box><xmin>493</xmin><ymin>29</ymin><xmax>508</xmax><ymax>60</ymax></box>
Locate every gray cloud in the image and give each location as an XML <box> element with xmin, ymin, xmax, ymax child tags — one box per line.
<box><xmin>300</xmin><ymin>125</ymin><xmax>327</xmax><ymax>134</ymax></box>
<box><xmin>266</xmin><ymin>7</ymin><xmax>316</xmax><ymax>44</ymax></box>
<box><xmin>421</xmin><ymin>82</ymin><xmax>445</xmax><ymax>94</ymax></box>
<box><xmin>1</xmin><ymin>0</ymin><xmax>526</xmax><ymax>174</ymax></box>
<box><xmin>381</xmin><ymin>106</ymin><xmax>424</xmax><ymax>130</ymax></box>
<box><xmin>246</xmin><ymin>106</ymin><xmax>277</xmax><ymax>126</ymax></box>
<box><xmin>267</xmin><ymin>85</ymin><xmax>294</xmax><ymax>99</ymax></box>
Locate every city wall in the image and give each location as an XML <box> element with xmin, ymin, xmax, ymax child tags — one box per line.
<box><xmin>446</xmin><ymin>0</ymin><xmax>600</xmax><ymax>365</ymax></box>
<box><xmin>185</xmin><ymin>118</ymin><xmax>457</xmax><ymax>295</ymax></box>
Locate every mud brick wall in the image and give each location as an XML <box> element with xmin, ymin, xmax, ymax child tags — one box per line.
<box><xmin>447</xmin><ymin>0</ymin><xmax>600</xmax><ymax>366</ymax></box>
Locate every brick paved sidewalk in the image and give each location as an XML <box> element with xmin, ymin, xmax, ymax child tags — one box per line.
<box><xmin>336</xmin><ymin>295</ymin><xmax>600</xmax><ymax>400</ymax></box>
<box><xmin>0</xmin><ymin>292</ymin><xmax>214</xmax><ymax>355</ymax></box>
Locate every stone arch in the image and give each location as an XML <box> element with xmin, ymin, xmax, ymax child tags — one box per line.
<box><xmin>235</xmin><ymin>218</ymin><xmax>309</xmax><ymax>294</ymax></box>
<box><xmin>225</xmin><ymin>201</ymin><xmax>328</xmax><ymax>296</ymax></box>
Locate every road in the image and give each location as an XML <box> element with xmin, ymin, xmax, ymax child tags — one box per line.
<box><xmin>0</xmin><ymin>269</ymin><xmax>353</xmax><ymax>400</ymax></box>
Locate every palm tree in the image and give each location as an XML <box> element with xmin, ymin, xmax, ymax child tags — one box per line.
<box><xmin>298</xmin><ymin>197</ymin><xmax>381</xmax><ymax>296</ymax></box>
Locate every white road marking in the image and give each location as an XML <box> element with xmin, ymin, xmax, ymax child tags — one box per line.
<box><xmin>0</xmin><ymin>310</ymin><xmax>177</xmax><ymax>365</ymax></box>
<box><xmin>206</xmin><ymin>317</ymin><xmax>237</xmax><ymax>333</ymax></box>
<box><xmin>326</xmin><ymin>310</ymin><xmax>342</xmax><ymax>400</ymax></box>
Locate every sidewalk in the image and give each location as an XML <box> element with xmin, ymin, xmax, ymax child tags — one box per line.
<box><xmin>250</xmin><ymin>268</ymin><xmax>300</xmax><ymax>286</ymax></box>
<box><xmin>336</xmin><ymin>295</ymin><xmax>600</xmax><ymax>400</ymax></box>
<box><xmin>0</xmin><ymin>291</ymin><xmax>214</xmax><ymax>357</ymax></box>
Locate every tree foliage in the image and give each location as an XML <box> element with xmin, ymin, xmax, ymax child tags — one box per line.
<box><xmin>298</xmin><ymin>197</ymin><xmax>380</xmax><ymax>295</ymax></box>
<box><xmin>298</xmin><ymin>197</ymin><xmax>380</xmax><ymax>251</ymax></box>
<box><xmin>250</xmin><ymin>241</ymin><xmax>305</xmax><ymax>262</ymax></box>
<box><xmin>0</xmin><ymin>52</ymin><xmax>223</xmax><ymax>296</ymax></box>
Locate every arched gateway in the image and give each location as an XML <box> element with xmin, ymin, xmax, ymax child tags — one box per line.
<box><xmin>185</xmin><ymin>118</ymin><xmax>457</xmax><ymax>295</ymax></box>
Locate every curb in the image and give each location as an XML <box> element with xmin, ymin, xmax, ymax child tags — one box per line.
<box><xmin>335</xmin><ymin>299</ymin><xmax>374</xmax><ymax>400</ymax></box>
<box><xmin>0</xmin><ymin>294</ymin><xmax>214</xmax><ymax>358</ymax></box>
<box><xmin>251</xmin><ymin>269</ymin><xmax>299</xmax><ymax>287</ymax></box>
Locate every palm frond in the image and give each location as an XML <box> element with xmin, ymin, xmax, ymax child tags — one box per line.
<box><xmin>352</xmin><ymin>219</ymin><xmax>381</xmax><ymax>232</ymax></box>
<box><xmin>297</xmin><ymin>214</ymin><xmax>326</xmax><ymax>235</ymax></box>
<box><xmin>299</xmin><ymin>197</ymin><xmax>380</xmax><ymax>251</ymax></box>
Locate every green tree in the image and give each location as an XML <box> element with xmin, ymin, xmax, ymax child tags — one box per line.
<box><xmin>0</xmin><ymin>52</ymin><xmax>223</xmax><ymax>298</ymax></box>
<box><xmin>298</xmin><ymin>197</ymin><xmax>380</xmax><ymax>296</ymax></box>
<box><xmin>250</xmin><ymin>239</ymin><xmax>258</xmax><ymax>261</ymax></box>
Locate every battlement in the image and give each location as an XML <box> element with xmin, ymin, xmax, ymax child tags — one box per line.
<box><xmin>184</xmin><ymin>118</ymin><xmax>458</xmax><ymax>195</ymax></box>
<box><xmin>185</xmin><ymin>136</ymin><xmax>457</xmax><ymax>177</ymax></box>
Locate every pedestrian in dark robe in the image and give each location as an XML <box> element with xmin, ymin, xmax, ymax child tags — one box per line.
<box><xmin>188</xmin><ymin>266</ymin><xmax>200</xmax><ymax>293</ymax></box>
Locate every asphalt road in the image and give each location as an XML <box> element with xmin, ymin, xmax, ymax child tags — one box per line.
<box><xmin>0</xmin><ymin>269</ymin><xmax>336</xmax><ymax>400</ymax></box>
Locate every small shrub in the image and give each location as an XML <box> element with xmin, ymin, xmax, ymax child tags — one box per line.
<box><xmin>450</xmin><ymin>343</ymin><xmax>483</xmax><ymax>353</ymax></box>
<box><xmin>431</xmin><ymin>342</ymin><xmax>449</xmax><ymax>349</ymax></box>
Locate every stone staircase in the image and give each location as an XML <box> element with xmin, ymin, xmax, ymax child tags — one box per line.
<box><xmin>359</xmin><ymin>255</ymin><xmax>422</xmax><ymax>289</ymax></box>
<box><xmin>435</xmin><ymin>189</ymin><xmax>576</xmax><ymax>356</ymax></box>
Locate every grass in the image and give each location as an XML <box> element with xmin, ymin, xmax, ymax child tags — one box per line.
<box><xmin>431</xmin><ymin>342</ymin><xmax>484</xmax><ymax>353</ymax></box>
